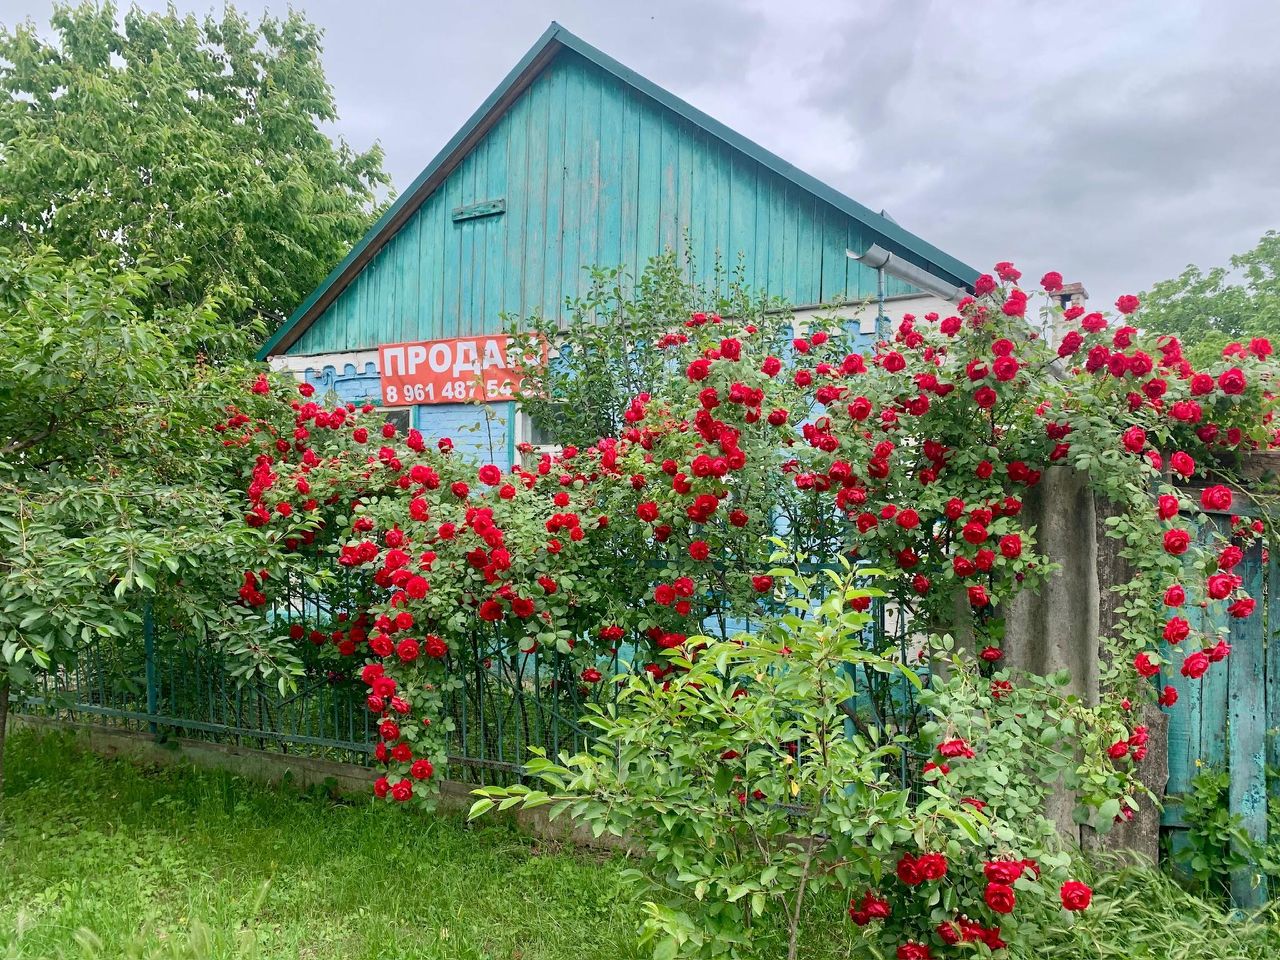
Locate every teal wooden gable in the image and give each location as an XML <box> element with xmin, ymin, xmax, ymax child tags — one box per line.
<box><xmin>262</xmin><ymin>23</ymin><xmax>977</xmax><ymax>359</ymax></box>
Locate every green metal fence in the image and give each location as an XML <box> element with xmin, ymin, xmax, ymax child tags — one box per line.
<box><xmin>13</xmin><ymin>591</ymin><xmax>925</xmax><ymax>789</ymax></box>
<box><xmin>14</xmin><ymin>611</ymin><xmax>617</xmax><ymax>783</ymax></box>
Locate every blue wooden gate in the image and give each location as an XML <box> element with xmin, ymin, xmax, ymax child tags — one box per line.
<box><xmin>1161</xmin><ymin>511</ymin><xmax>1274</xmax><ymax>905</ymax></box>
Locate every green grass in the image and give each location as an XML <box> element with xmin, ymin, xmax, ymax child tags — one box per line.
<box><xmin>1</xmin><ymin>729</ymin><xmax>1279</xmax><ymax>960</ymax></box>
<box><xmin>0</xmin><ymin>729</ymin><xmax>640</xmax><ymax>960</ymax></box>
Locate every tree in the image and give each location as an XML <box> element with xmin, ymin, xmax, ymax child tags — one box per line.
<box><xmin>1141</xmin><ymin>231</ymin><xmax>1280</xmax><ymax>368</ymax></box>
<box><xmin>0</xmin><ymin>248</ymin><xmax>297</xmax><ymax>810</ymax></box>
<box><xmin>0</xmin><ymin>2</ymin><xmax>388</xmax><ymax>334</ymax></box>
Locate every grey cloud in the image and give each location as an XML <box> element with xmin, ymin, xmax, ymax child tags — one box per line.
<box><xmin>1</xmin><ymin>0</ymin><xmax>1275</xmax><ymax>305</ymax></box>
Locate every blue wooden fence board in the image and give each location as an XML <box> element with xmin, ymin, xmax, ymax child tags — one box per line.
<box><xmin>1228</xmin><ymin>539</ymin><xmax>1268</xmax><ymax>905</ymax></box>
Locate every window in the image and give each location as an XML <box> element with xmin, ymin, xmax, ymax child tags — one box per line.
<box><xmin>517</xmin><ymin>405</ymin><xmax>563</xmax><ymax>463</ymax></box>
<box><xmin>379</xmin><ymin>407</ymin><xmax>413</xmax><ymax>434</ymax></box>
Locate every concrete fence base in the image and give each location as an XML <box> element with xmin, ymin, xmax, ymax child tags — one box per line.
<box><xmin>7</xmin><ymin>715</ymin><xmax>629</xmax><ymax>852</ymax></box>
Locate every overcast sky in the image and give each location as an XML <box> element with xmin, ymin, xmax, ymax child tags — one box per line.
<box><xmin>4</xmin><ymin>0</ymin><xmax>1277</xmax><ymax>305</ymax></box>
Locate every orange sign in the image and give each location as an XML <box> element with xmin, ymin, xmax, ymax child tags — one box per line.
<box><xmin>378</xmin><ymin>335</ymin><xmax>536</xmax><ymax>405</ymax></box>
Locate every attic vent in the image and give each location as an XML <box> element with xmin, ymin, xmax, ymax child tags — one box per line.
<box><xmin>452</xmin><ymin>199</ymin><xmax>506</xmax><ymax>222</ymax></box>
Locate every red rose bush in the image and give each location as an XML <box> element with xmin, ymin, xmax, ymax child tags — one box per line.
<box><xmin>222</xmin><ymin>261</ymin><xmax>1278</xmax><ymax>958</ymax></box>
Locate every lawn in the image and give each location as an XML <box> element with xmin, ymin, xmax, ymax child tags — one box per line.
<box><xmin>2</xmin><ymin>729</ymin><xmax>1279</xmax><ymax>960</ymax></box>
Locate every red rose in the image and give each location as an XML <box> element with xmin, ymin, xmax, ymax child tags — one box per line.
<box><xmin>1115</xmin><ymin>294</ymin><xmax>1140</xmax><ymax>314</ymax></box>
<box><xmin>1060</xmin><ymin>880</ymin><xmax>1093</xmax><ymax>911</ymax></box>
<box><xmin>1164</xmin><ymin>584</ymin><xmax>1186</xmax><ymax>606</ymax></box>
<box><xmin>1206</xmin><ymin>573</ymin><xmax>1237</xmax><ymax>600</ymax></box>
<box><xmin>983</xmin><ymin>860</ymin><xmax>1024</xmax><ymax>884</ymax></box>
<box><xmin>751</xmin><ymin>575</ymin><xmax>774</xmax><ymax>593</ymax></box>
<box><xmin>984</xmin><ymin>881</ymin><xmax>1016</xmax><ymax>914</ymax></box>
<box><xmin>1121</xmin><ymin>426</ymin><xmax>1146</xmax><ymax>453</ymax></box>
<box><xmin>998</xmin><ymin>534</ymin><xmax>1022</xmax><ymax>559</ymax></box>
<box><xmin>980</xmin><ymin>645</ymin><xmax>1003</xmax><ymax>663</ymax></box>
<box><xmin>477</xmin><ymin>464</ymin><xmax>502</xmax><ymax>485</ymax></box>
<box><xmin>391</xmin><ymin>778</ymin><xmax>413</xmax><ymax>802</ymax></box>
<box><xmin>424</xmin><ymin>634</ymin><xmax>448</xmax><ymax>658</ymax></box>
<box><xmin>1170</xmin><ymin>451</ymin><xmax>1195</xmax><ymax>477</ymax></box>
<box><xmin>478</xmin><ymin>600</ymin><xmax>504</xmax><ymax>622</ymax></box>
<box><xmin>1134</xmin><ymin>652</ymin><xmax>1159</xmax><ymax>677</ymax></box>
<box><xmin>896</xmin><ymin>944</ymin><xmax>932</xmax><ymax>960</ymax></box>
<box><xmin>1041</xmin><ymin>271</ymin><xmax>1064</xmax><ymax>292</ymax></box>
<box><xmin>761</xmin><ymin>356</ymin><xmax>782</xmax><ymax>376</ymax></box>
<box><xmin>1162</xmin><ymin>616</ymin><xmax>1190</xmax><ymax>644</ymax></box>
<box><xmin>896</xmin><ymin>854</ymin><xmax>923</xmax><ymax>886</ymax></box>
<box><xmin>967</xmin><ymin>585</ymin><xmax>989</xmax><ymax>607</ymax></box>
<box><xmin>1218</xmin><ymin>367</ymin><xmax>1246</xmax><ymax>395</ymax></box>
<box><xmin>993</xmin><ymin>355</ymin><xmax>1020</xmax><ymax>382</ymax></box>
<box><xmin>1181</xmin><ymin>650</ymin><xmax>1210</xmax><ymax>679</ymax></box>
<box><xmin>975</xmin><ymin>274</ymin><xmax>997</xmax><ymax>296</ymax></box>
<box><xmin>410</xmin><ymin>759</ymin><xmax>434</xmax><ymax>780</ymax></box>
<box><xmin>1228</xmin><ymin>597</ymin><xmax>1256</xmax><ymax>619</ymax></box>
<box><xmin>1158</xmin><ymin>685</ymin><xmax>1178</xmax><ymax>707</ymax></box>
<box><xmin>917</xmin><ymin>852</ymin><xmax>948</xmax><ymax>881</ymax></box>
<box><xmin>1200</xmin><ymin>484</ymin><xmax>1232</xmax><ymax>512</ymax></box>
<box><xmin>581</xmin><ymin>667</ymin><xmax>603</xmax><ymax>684</ymax></box>
<box><xmin>689</xmin><ymin>540</ymin><xmax>711</xmax><ymax>561</ymax></box>
<box><xmin>974</xmin><ymin>386</ymin><xmax>998</xmax><ymax>409</ymax></box>
<box><xmin>373</xmin><ymin>775</ymin><xmax>390</xmax><ymax>798</ymax></box>
<box><xmin>686</xmin><ymin>358</ymin><xmax>711</xmax><ymax>381</ymax></box>
<box><xmin>1156</xmin><ymin>494</ymin><xmax>1180</xmax><ymax>520</ymax></box>
<box><xmin>1162</xmin><ymin>529</ymin><xmax>1191</xmax><ymax>555</ymax></box>
<box><xmin>1058</xmin><ymin>330</ymin><xmax>1084</xmax><ymax>357</ymax></box>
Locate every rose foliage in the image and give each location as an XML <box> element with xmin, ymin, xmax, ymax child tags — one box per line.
<box><xmin>224</xmin><ymin>261</ymin><xmax>1278</xmax><ymax>958</ymax></box>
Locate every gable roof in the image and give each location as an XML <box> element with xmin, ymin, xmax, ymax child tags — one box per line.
<box><xmin>260</xmin><ymin>22</ymin><xmax>979</xmax><ymax>359</ymax></box>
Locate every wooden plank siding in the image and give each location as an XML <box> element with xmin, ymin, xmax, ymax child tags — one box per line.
<box><xmin>291</xmin><ymin>50</ymin><xmax>908</xmax><ymax>356</ymax></box>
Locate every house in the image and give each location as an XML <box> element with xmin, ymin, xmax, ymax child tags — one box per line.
<box><xmin>262</xmin><ymin>22</ymin><xmax>979</xmax><ymax>465</ymax></box>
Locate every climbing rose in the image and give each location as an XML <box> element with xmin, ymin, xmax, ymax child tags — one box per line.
<box><xmin>1121</xmin><ymin>426</ymin><xmax>1146</xmax><ymax>453</ymax></box>
<box><xmin>477</xmin><ymin>464</ymin><xmax>502</xmax><ymax>485</ymax></box>
<box><xmin>390</xmin><ymin>778</ymin><xmax>413</xmax><ymax>802</ymax></box>
<box><xmin>1170</xmin><ymin>451</ymin><xmax>1195</xmax><ymax>477</ymax></box>
<box><xmin>1134</xmin><ymin>652</ymin><xmax>1159</xmax><ymax>678</ymax></box>
<box><xmin>1181</xmin><ymin>650</ymin><xmax>1211</xmax><ymax>679</ymax></box>
<box><xmin>1041</xmin><ymin>271</ymin><xmax>1064</xmax><ymax>292</ymax></box>
<box><xmin>983</xmin><ymin>861</ymin><xmax>1024</xmax><ymax>884</ymax></box>
<box><xmin>410</xmin><ymin>759</ymin><xmax>434</xmax><ymax>780</ymax></box>
<box><xmin>1218</xmin><ymin>367</ymin><xmax>1246</xmax><ymax>395</ymax></box>
<box><xmin>1228</xmin><ymin>597</ymin><xmax>1256</xmax><ymax>619</ymax></box>
<box><xmin>1115</xmin><ymin>294</ymin><xmax>1140</xmax><ymax>314</ymax></box>
<box><xmin>1162</xmin><ymin>529</ymin><xmax>1191</xmax><ymax>555</ymax></box>
<box><xmin>751</xmin><ymin>575</ymin><xmax>774</xmax><ymax>593</ymax></box>
<box><xmin>1158</xmin><ymin>685</ymin><xmax>1179</xmax><ymax>707</ymax></box>
<box><xmin>1060</xmin><ymin>880</ymin><xmax>1093</xmax><ymax>911</ymax></box>
<box><xmin>1156</xmin><ymin>494</ymin><xmax>1180</xmax><ymax>520</ymax></box>
<box><xmin>984</xmin><ymin>882</ymin><xmax>1016</xmax><ymax>914</ymax></box>
<box><xmin>917</xmin><ymin>852</ymin><xmax>948</xmax><ymax>881</ymax></box>
<box><xmin>897</xmin><ymin>944</ymin><xmax>933</xmax><ymax>960</ymax></box>
<box><xmin>1200</xmin><ymin>485</ymin><xmax>1232</xmax><ymax>511</ymax></box>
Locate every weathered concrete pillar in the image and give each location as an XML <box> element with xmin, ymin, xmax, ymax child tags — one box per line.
<box><xmin>1003</xmin><ymin>467</ymin><xmax>1100</xmax><ymax>843</ymax></box>
<box><xmin>1081</xmin><ymin>499</ymin><xmax>1166</xmax><ymax>864</ymax></box>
